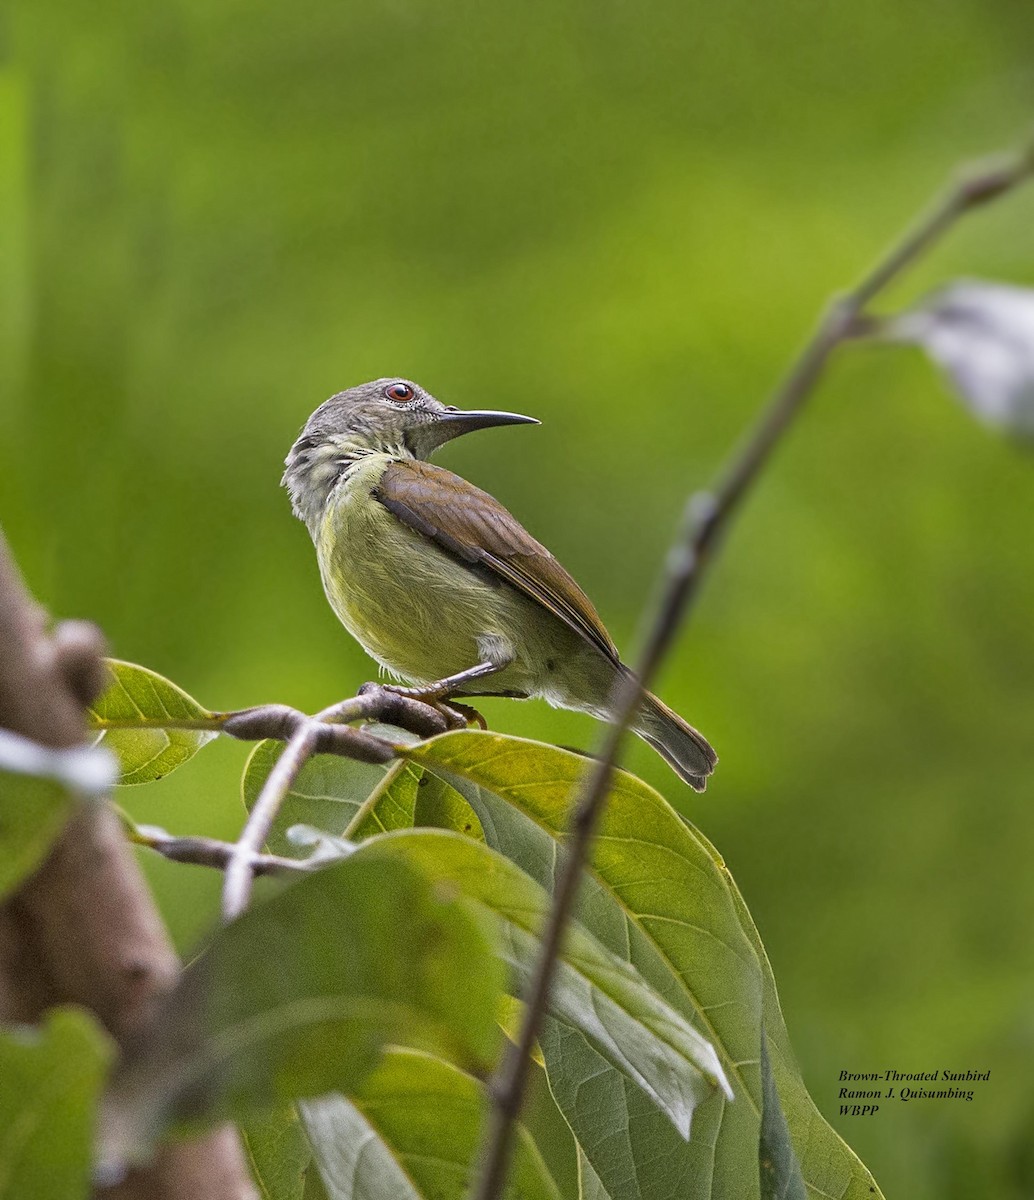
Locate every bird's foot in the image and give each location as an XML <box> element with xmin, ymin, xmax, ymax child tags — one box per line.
<box><xmin>358</xmin><ymin>681</ymin><xmax>483</xmax><ymax>732</ymax></box>
<box><xmin>440</xmin><ymin>699</ymin><xmax>489</xmax><ymax>730</ymax></box>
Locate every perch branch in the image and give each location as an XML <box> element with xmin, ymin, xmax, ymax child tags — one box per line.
<box><xmin>132</xmin><ymin>829</ymin><xmax>311</xmax><ymax>876</ymax></box>
<box><xmin>470</xmin><ymin>140</ymin><xmax>1034</xmax><ymax>1200</ymax></box>
<box><xmin>219</xmin><ymin>685</ymin><xmax>467</xmax><ymax>921</ymax></box>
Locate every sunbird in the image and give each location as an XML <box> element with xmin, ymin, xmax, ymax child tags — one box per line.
<box><xmin>283</xmin><ymin>378</ymin><xmax>717</xmax><ymax>789</ymax></box>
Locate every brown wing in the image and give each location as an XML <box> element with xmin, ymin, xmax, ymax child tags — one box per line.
<box><xmin>374</xmin><ymin>458</ymin><xmax>619</xmax><ymax>663</ymax></box>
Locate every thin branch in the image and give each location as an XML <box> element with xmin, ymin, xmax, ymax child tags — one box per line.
<box><xmin>470</xmin><ymin>140</ymin><xmax>1034</xmax><ymax>1200</ymax></box>
<box><xmin>133</xmin><ymin>829</ymin><xmax>310</xmax><ymax>876</ymax></box>
<box><xmin>93</xmin><ymin>687</ymin><xmax>464</xmax><ymax>742</ymax></box>
<box><xmin>221</xmin><ymin>723</ymin><xmax>323</xmax><ymax>920</ymax></box>
<box><xmin>219</xmin><ymin>685</ymin><xmax>467</xmax><ymax>921</ymax></box>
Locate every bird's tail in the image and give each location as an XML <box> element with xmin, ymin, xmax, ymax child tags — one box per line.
<box><xmin>634</xmin><ymin>690</ymin><xmax>717</xmax><ymax>792</ymax></box>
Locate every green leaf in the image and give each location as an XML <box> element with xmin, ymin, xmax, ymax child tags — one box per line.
<box><xmin>0</xmin><ymin>770</ymin><xmax>72</xmax><ymax>902</ymax></box>
<box><xmin>719</xmin><ymin>844</ymin><xmax>880</xmax><ymax>1200</ymax></box>
<box><xmin>356</xmin><ymin>829</ymin><xmax>730</xmax><ymax>1137</ymax></box>
<box><xmin>87</xmin><ymin>659</ymin><xmax>220</xmax><ymax>785</ymax></box>
<box><xmin>239</xmin><ymin>1106</ymin><xmax>312</xmax><ymax>1200</ymax></box>
<box><xmin>241</xmin><ymin>740</ymin><xmax>388</xmax><ymax>858</ymax></box>
<box><xmin>0</xmin><ymin>731</ymin><xmax>116</xmax><ymax>901</ymax></box>
<box><xmin>406</xmin><ymin>731</ymin><xmax>884</xmax><ymax>1200</ymax></box>
<box><xmin>577</xmin><ymin>1147</ymin><xmax>608</xmax><ymax>1200</ymax></box>
<box><xmin>0</xmin><ymin>1007</ymin><xmax>111</xmax><ymax>1200</ymax></box>
<box><xmin>301</xmin><ymin>1049</ymin><xmax>560</xmax><ymax>1200</ymax></box>
<box><xmin>759</xmin><ymin>1032</ymin><xmax>807</xmax><ymax>1200</ymax></box>
<box><xmin>413</xmin><ymin>771</ymin><xmax>485</xmax><ymax>841</ymax></box>
<box><xmin>303</xmin><ymin>1164</ymin><xmax>332</xmax><ymax>1200</ymax></box>
<box><xmin>541</xmin><ymin>1024</ymin><xmax>701</xmax><ymax>1200</ymax></box>
<box><xmin>345</xmin><ymin>760</ymin><xmax>482</xmax><ymax>844</ymax></box>
<box><xmin>240</xmin><ymin>749</ymin><xmax>481</xmax><ymax>861</ymax></box>
<box><xmin>99</xmin><ymin>853</ymin><xmax>505</xmax><ymax>1171</ymax></box>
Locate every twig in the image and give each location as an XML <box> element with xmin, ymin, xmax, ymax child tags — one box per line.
<box><xmin>219</xmin><ymin>686</ymin><xmax>465</xmax><ymax>921</ymax></box>
<box><xmin>469</xmin><ymin>140</ymin><xmax>1034</xmax><ymax>1200</ymax></box>
<box><xmin>133</xmin><ymin>829</ymin><xmax>310</xmax><ymax>876</ymax></box>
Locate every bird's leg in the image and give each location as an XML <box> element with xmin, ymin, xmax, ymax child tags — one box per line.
<box><xmin>382</xmin><ymin>659</ymin><xmax>501</xmax><ymax>701</ymax></box>
<box><xmin>358</xmin><ymin>665</ymin><xmax>497</xmax><ymax>732</ymax></box>
<box><xmin>366</xmin><ymin>638</ymin><xmax>515</xmax><ymax>730</ymax></box>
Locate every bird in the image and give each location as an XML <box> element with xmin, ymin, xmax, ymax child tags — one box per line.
<box><xmin>282</xmin><ymin>378</ymin><xmax>717</xmax><ymax>790</ymax></box>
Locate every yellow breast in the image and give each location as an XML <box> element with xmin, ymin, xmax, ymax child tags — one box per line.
<box><xmin>316</xmin><ymin>454</ymin><xmax>511</xmax><ymax>684</ymax></box>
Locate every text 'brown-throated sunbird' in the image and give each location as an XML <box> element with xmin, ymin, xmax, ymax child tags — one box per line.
<box><xmin>283</xmin><ymin>378</ymin><xmax>717</xmax><ymax>790</ymax></box>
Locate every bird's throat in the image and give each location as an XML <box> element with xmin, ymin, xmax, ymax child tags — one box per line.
<box><xmin>283</xmin><ymin>434</ymin><xmax>410</xmax><ymax>535</ymax></box>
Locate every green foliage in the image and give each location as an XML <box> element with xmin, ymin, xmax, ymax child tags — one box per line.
<box><xmin>302</xmin><ymin>1051</ymin><xmax>561</xmax><ymax>1200</ymax></box>
<box><xmin>87</xmin><ymin>659</ymin><xmax>220</xmax><ymax>785</ymax></box>
<box><xmin>241</xmin><ymin>751</ymin><xmax>484</xmax><ymax>858</ymax></box>
<box><xmin>239</xmin><ymin>1107</ymin><xmax>313</xmax><ymax>1200</ymax></box>
<box><xmin>345</xmin><ymin>759</ymin><xmax>480</xmax><ymax>842</ymax></box>
<box><xmin>0</xmin><ymin>728</ymin><xmax>115</xmax><ymax>900</ymax></box>
<box><xmin>242</xmin><ymin>739</ymin><xmax>386</xmax><ymax>857</ymax></box>
<box><xmin>759</xmin><ymin>1033</ymin><xmax>807</xmax><ymax>1200</ymax></box>
<box><xmin>355</xmin><ymin>828</ymin><xmax>731</xmax><ymax>1133</ymax></box>
<box><xmin>405</xmin><ymin>730</ymin><xmax>884</xmax><ymax>1199</ymax></box>
<box><xmin>0</xmin><ymin>1008</ymin><xmax>111</xmax><ymax>1200</ymax></box>
<box><xmin>64</xmin><ymin>661</ymin><xmax>884</xmax><ymax>1198</ymax></box>
<box><xmin>6</xmin><ymin>7</ymin><xmax>1034</xmax><ymax>1193</ymax></box>
<box><xmin>99</xmin><ymin>853</ymin><xmax>505</xmax><ymax>1170</ymax></box>
<box><xmin>577</xmin><ymin>1150</ymin><xmax>607</xmax><ymax>1200</ymax></box>
<box><xmin>0</xmin><ymin>768</ymin><xmax>72</xmax><ymax>901</ymax></box>
<box><xmin>245</xmin><ymin>748</ymin><xmax>731</xmax><ymax>1141</ymax></box>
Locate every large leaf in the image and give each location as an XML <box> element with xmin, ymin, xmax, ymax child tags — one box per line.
<box><xmin>241</xmin><ymin>740</ymin><xmax>388</xmax><ymax>858</ymax></box>
<box><xmin>98</xmin><ymin>853</ymin><xmax>505</xmax><ymax>1171</ymax></box>
<box><xmin>542</xmin><ymin>1023</ymin><xmax>705</xmax><ymax>1200</ymax></box>
<box><xmin>759</xmin><ymin>1032</ymin><xmax>807</xmax><ymax>1200</ymax></box>
<box><xmin>301</xmin><ymin>1049</ymin><xmax>560</xmax><ymax>1200</ymax></box>
<box><xmin>238</xmin><ymin>1106</ymin><xmax>313</xmax><ymax>1200</ymax></box>
<box><xmin>242</xmin><ymin>752</ymin><xmax>483</xmax><ymax>860</ymax></box>
<box><xmin>346</xmin><ymin>759</ymin><xmax>484</xmax><ymax>843</ymax></box>
<box><xmin>405</xmin><ymin>731</ymin><xmax>883</xmax><ymax>1200</ymax></box>
<box><xmin>354</xmin><ymin>828</ymin><xmax>730</xmax><ymax>1138</ymax></box>
<box><xmin>717</xmin><ymin>836</ymin><xmax>874</xmax><ymax>1200</ymax></box>
<box><xmin>0</xmin><ymin>1007</ymin><xmax>111</xmax><ymax>1200</ymax></box>
<box><xmin>87</xmin><ymin>659</ymin><xmax>220</xmax><ymax>784</ymax></box>
<box><xmin>577</xmin><ymin>1148</ymin><xmax>608</xmax><ymax>1200</ymax></box>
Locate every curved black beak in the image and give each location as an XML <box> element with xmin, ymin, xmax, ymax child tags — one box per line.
<box><xmin>436</xmin><ymin>408</ymin><xmax>540</xmax><ymax>435</ymax></box>
<box><xmin>424</xmin><ymin>410</ymin><xmax>542</xmax><ymax>451</ymax></box>
<box><xmin>414</xmin><ymin>406</ymin><xmax>539</xmax><ymax>457</ymax></box>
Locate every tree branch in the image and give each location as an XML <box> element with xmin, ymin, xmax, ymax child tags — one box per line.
<box><xmin>469</xmin><ymin>139</ymin><xmax>1034</xmax><ymax>1200</ymax></box>
<box><xmin>0</xmin><ymin>533</ymin><xmax>258</xmax><ymax>1200</ymax></box>
<box><xmin>132</xmin><ymin>828</ymin><xmax>311</xmax><ymax>876</ymax></box>
<box><xmin>219</xmin><ymin>685</ymin><xmax>468</xmax><ymax>921</ymax></box>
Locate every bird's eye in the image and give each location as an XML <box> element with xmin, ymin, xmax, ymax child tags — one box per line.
<box><xmin>384</xmin><ymin>382</ymin><xmax>415</xmax><ymax>404</ymax></box>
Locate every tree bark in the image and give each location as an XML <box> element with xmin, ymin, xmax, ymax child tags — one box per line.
<box><xmin>0</xmin><ymin>532</ymin><xmax>256</xmax><ymax>1200</ymax></box>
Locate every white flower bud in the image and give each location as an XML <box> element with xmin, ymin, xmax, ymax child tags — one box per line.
<box><xmin>892</xmin><ymin>280</ymin><xmax>1034</xmax><ymax>437</ymax></box>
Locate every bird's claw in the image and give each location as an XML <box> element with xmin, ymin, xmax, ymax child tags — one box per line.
<box><xmin>359</xmin><ymin>682</ymin><xmax>485</xmax><ymax>732</ymax></box>
<box><xmin>439</xmin><ymin>699</ymin><xmax>489</xmax><ymax>730</ymax></box>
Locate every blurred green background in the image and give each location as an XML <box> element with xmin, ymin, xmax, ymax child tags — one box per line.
<box><xmin>2</xmin><ymin>1</ymin><xmax>1034</xmax><ymax>1195</ymax></box>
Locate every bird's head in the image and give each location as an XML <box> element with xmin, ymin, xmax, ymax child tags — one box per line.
<box><xmin>282</xmin><ymin>377</ymin><xmax>538</xmax><ymax>530</ymax></box>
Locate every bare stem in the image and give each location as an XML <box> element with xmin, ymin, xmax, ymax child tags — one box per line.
<box><xmin>469</xmin><ymin>141</ymin><xmax>1034</xmax><ymax>1200</ymax></box>
<box><xmin>218</xmin><ymin>686</ymin><xmax>466</xmax><ymax>921</ymax></box>
<box><xmin>221</xmin><ymin>724</ymin><xmax>321</xmax><ymax>920</ymax></box>
<box><xmin>134</xmin><ymin>828</ymin><xmax>309</xmax><ymax>876</ymax></box>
